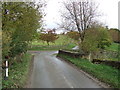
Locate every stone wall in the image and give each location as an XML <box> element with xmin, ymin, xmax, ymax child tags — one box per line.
<box><xmin>92</xmin><ymin>59</ymin><xmax>120</xmax><ymax>69</ymax></box>
<box><xmin>93</xmin><ymin>50</ymin><xmax>119</xmax><ymax>59</ymax></box>
<box><xmin>58</xmin><ymin>50</ymin><xmax>85</xmax><ymax>58</ymax></box>
<box><xmin>58</xmin><ymin>50</ymin><xmax>120</xmax><ymax>69</ymax></box>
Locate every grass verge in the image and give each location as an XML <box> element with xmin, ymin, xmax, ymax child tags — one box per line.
<box><xmin>2</xmin><ymin>53</ymin><xmax>32</xmax><ymax>88</ymax></box>
<box><xmin>57</xmin><ymin>54</ymin><xmax>120</xmax><ymax>88</ymax></box>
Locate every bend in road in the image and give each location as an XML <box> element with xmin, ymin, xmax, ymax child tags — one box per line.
<box><xmin>29</xmin><ymin>51</ymin><xmax>105</xmax><ymax>88</ymax></box>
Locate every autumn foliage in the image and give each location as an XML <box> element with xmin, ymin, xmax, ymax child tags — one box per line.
<box><xmin>66</xmin><ymin>31</ymin><xmax>80</xmax><ymax>41</ymax></box>
<box><xmin>40</xmin><ymin>30</ymin><xmax>59</xmax><ymax>45</ymax></box>
<box><xmin>108</xmin><ymin>29</ymin><xmax>120</xmax><ymax>43</ymax></box>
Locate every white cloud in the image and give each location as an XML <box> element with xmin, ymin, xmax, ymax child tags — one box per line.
<box><xmin>44</xmin><ymin>0</ymin><xmax>119</xmax><ymax>29</ymax></box>
<box><xmin>96</xmin><ymin>0</ymin><xmax>119</xmax><ymax>29</ymax></box>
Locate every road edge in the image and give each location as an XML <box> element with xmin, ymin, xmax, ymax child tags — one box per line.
<box><xmin>56</xmin><ymin>55</ymin><xmax>111</xmax><ymax>88</ymax></box>
<box><xmin>24</xmin><ymin>54</ymin><xmax>35</xmax><ymax>88</ymax></box>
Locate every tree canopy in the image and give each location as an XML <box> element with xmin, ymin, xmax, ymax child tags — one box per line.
<box><xmin>40</xmin><ymin>30</ymin><xmax>59</xmax><ymax>45</ymax></box>
<box><xmin>81</xmin><ymin>27</ymin><xmax>112</xmax><ymax>53</ymax></box>
<box><xmin>59</xmin><ymin>0</ymin><xmax>99</xmax><ymax>42</ymax></box>
<box><xmin>66</xmin><ymin>31</ymin><xmax>80</xmax><ymax>41</ymax></box>
<box><xmin>2</xmin><ymin>2</ymin><xmax>44</xmax><ymax>61</ymax></box>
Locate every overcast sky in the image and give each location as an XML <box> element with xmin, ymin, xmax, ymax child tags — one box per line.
<box><xmin>44</xmin><ymin>0</ymin><xmax>119</xmax><ymax>30</ymax></box>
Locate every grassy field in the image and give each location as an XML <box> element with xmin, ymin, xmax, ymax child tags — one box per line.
<box><xmin>103</xmin><ymin>43</ymin><xmax>119</xmax><ymax>61</ymax></box>
<box><xmin>31</xmin><ymin>35</ymin><xmax>75</xmax><ymax>46</ymax></box>
<box><xmin>105</xmin><ymin>43</ymin><xmax>119</xmax><ymax>51</ymax></box>
<box><xmin>31</xmin><ymin>35</ymin><xmax>119</xmax><ymax>51</ymax></box>
<box><xmin>30</xmin><ymin>35</ymin><xmax>119</xmax><ymax>61</ymax></box>
<box><xmin>2</xmin><ymin>53</ymin><xmax>32</xmax><ymax>88</ymax></box>
<box><xmin>29</xmin><ymin>35</ymin><xmax>77</xmax><ymax>51</ymax></box>
<box><xmin>57</xmin><ymin>54</ymin><xmax>120</xmax><ymax>88</ymax></box>
<box><xmin>29</xmin><ymin>43</ymin><xmax>76</xmax><ymax>51</ymax></box>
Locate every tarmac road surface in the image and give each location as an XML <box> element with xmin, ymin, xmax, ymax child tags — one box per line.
<box><xmin>29</xmin><ymin>51</ymin><xmax>104</xmax><ymax>88</ymax></box>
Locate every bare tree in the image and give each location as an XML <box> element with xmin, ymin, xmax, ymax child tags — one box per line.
<box><xmin>60</xmin><ymin>0</ymin><xmax>99</xmax><ymax>42</ymax></box>
<box><xmin>57</xmin><ymin>18</ymin><xmax>77</xmax><ymax>31</ymax></box>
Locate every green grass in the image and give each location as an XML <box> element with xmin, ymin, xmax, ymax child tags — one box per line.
<box><xmin>29</xmin><ymin>43</ymin><xmax>76</xmax><ymax>51</ymax></box>
<box><xmin>29</xmin><ymin>45</ymin><xmax>65</xmax><ymax>51</ymax></box>
<box><xmin>105</xmin><ymin>43</ymin><xmax>119</xmax><ymax>61</ymax></box>
<box><xmin>105</xmin><ymin>43</ymin><xmax>119</xmax><ymax>51</ymax></box>
<box><xmin>31</xmin><ymin>35</ymin><xmax>75</xmax><ymax>46</ymax></box>
<box><xmin>29</xmin><ymin>35</ymin><xmax>77</xmax><ymax>51</ymax></box>
<box><xmin>2</xmin><ymin>53</ymin><xmax>32</xmax><ymax>88</ymax></box>
<box><xmin>58</xmin><ymin>54</ymin><xmax>120</xmax><ymax>88</ymax></box>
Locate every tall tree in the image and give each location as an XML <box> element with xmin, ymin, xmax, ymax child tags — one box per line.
<box><xmin>2</xmin><ymin>2</ymin><xmax>44</xmax><ymax>60</ymax></box>
<box><xmin>81</xmin><ymin>27</ymin><xmax>112</xmax><ymax>60</ymax></box>
<box><xmin>60</xmin><ymin>0</ymin><xmax>99</xmax><ymax>42</ymax></box>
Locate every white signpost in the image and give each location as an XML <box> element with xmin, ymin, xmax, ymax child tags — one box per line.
<box><xmin>6</xmin><ymin>60</ymin><xmax>8</xmax><ymax>78</ymax></box>
<box><xmin>4</xmin><ymin>60</ymin><xmax>8</xmax><ymax>80</ymax></box>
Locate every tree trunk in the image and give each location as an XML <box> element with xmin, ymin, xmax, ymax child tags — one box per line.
<box><xmin>47</xmin><ymin>41</ymin><xmax>49</xmax><ymax>46</ymax></box>
<box><xmin>88</xmin><ymin>52</ymin><xmax>92</xmax><ymax>61</ymax></box>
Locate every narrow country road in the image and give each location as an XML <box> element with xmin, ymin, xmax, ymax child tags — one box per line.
<box><xmin>29</xmin><ymin>51</ymin><xmax>104</xmax><ymax>88</ymax></box>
